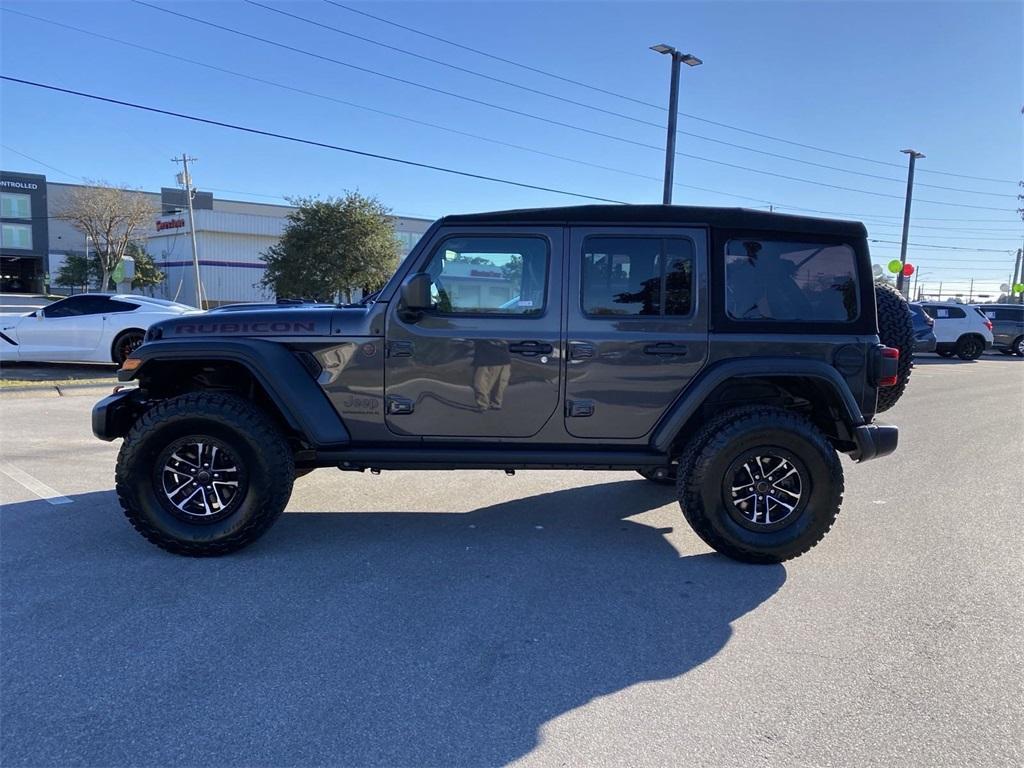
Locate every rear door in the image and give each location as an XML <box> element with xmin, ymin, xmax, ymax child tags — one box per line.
<box><xmin>563</xmin><ymin>227</ymin><xmax>708</xmax><ymax>439</ymax></box>
<box><xmin>384</xmin><ymin>227</ymin><xmax>563</xmax><ymax>438</ymax></box>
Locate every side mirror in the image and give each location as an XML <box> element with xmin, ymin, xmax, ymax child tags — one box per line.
<box><xmin>400</xmin><ymin>272</ymin><xmax>432</xmax><ymax>311</ymax></box>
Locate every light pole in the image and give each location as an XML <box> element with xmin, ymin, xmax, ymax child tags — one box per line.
<box><xmin>913</xmin><ymin>270</ymin><xmax>931</xmax><ymax>300</ymax></box>
<box><xmin>650</xmin><ymin>44</ymin><xmax>702</xmax><ymax>205</ymax></box>
<box><xmin>896</xmin><ymin>148</ymin><xmax>924</xmax><ymax>296</ymax></box>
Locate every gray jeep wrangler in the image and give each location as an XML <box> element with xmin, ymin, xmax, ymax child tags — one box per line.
<box><xmin>93</xmin><ymin>205</ymin><xmax>912</xmax><ymax>563</ymax></box>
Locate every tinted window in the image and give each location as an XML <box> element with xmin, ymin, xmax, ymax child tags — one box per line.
<box><xmin>726</xmin><ymin>240</ymin><xmax>858</xmax><ymax>322</ymax></box>
<box><xmin>925</xmin><ymin>305</ymin><xmax>966</xmax><ymax>319</ymax></box>
<box><xmin>582</xmin><ymin>237</ymin><xmax>694</xmax><ymax>317</ymax></box>
<box><xmin>44</xmin><ymin>295</ymin><xmax>129</xmax><ymax>318</ymax></box>
<box><xmin>422</xmin><ymin>236</ymin><xmax>548</xmax><ymax>316</ymax></box>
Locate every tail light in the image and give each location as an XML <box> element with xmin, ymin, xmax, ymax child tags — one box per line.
<box><xmin>984</xmin><ymin>319</ymin><xmax>993</xmax><ymax>331</ymax></box>
<box><xmin>879</xmin><ymin>346</ymin><xmax>899</xmax><ymax>387</ymax></box>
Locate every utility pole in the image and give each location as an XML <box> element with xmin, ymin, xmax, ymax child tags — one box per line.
<box><xmin>1014</xmin><ymin>246</ymin><xmax>1023</xmax><ymax>304</ymax></box>
<box><xmin>968</xmin><ymin>278</ymin><xmax>974</xmax><ymax>303</ymax></box>
<box><xmin>896</xmin><ymin>148</ymin><xmax>924</xmax><ymax>296</ymax></box>
<box><xmin>173</xmin><ymin>154</ymin><xmax>203</xmax><ymax>309</ymax></box>
<box><xmin>650</xmin><ymin>44</ymin><xmax>702</xmax><ymax>205</ymax></box>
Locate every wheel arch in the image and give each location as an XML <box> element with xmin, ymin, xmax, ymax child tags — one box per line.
<box><xmin>651</xmin><ymin>359</ymin><xmax>865</xmax><ymax>456</ymax></box>
<box><xmin>109</xmin><ymin>327</ymin><xmax>147</xmax><ymax>363</ymax></box>
<box><xmin>120</xmin><ymin>338</ymin><xmax>350</xmax><ymax>447</ymax></box>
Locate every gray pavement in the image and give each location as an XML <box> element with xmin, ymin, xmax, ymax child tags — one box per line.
<box><xmin>1</xmin><ymin>356</ymin><xmax>1021</xmax><ymax>767</ymax></box>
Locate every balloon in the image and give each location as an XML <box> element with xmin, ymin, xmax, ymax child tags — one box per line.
<box><xmin>902</xmin><ymin>263</ymin><xmax>915</xmax><ymax>277</ymax></box>
<box><xmin>887</xmin><ymin>259</ymin><xmax>903</xmax><ymax>274</ymax></box>
<box><xmin>1000</xmin><ymin>283</ymin><xmax>1011</xmax><ymax>293</ymax></box>
<box><xmin>1014</xmin><ymin>283</ymin><xmax>1024</xmax><ymax>294</ymax></box>
<box><xmin>872</xmin><ymin>264</ymin><xmax>884</xmax><ymax>277</ymax></box>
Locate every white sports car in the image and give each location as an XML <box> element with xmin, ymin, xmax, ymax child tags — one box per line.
<box><xmin>0</xmin><ymin>294</ymin><xmax>198</xmax><ymax>365</ymax></box>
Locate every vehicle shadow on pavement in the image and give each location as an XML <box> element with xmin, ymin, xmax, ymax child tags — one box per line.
<box><xmin>1</xmin><ymin>480</ymin><xmax>785</xmax><ymax>767</ymax></box>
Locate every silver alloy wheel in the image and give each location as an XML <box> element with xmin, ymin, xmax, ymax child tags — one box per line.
<box><xmin>160</xmin><ymin>439</ymin><xmax>243</xmax><ymax>519</ymax></box>
<box><xmin>728</xmin><ymin>453</ymin><xmax>803</xmax><ymax>528</ymax></box>
<box><xmin>1016</xmin><ymin>337</ymin><xmax>1024</xmax><ymax>356</ymax></box>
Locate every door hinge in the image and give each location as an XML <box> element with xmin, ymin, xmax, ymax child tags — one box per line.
<box><xmin>386</xmin><ymin>395</ymin><xmax>415</xmax><ymax>415</ymax></box>
<box><xmin>566</xmin><ymin>399</ymin><xmax>595</xmax><ymax>418</ymax></box>
<box><xmin>387</xmin><ymin>340</ymin><xmax>414</xmax><ymax>358</ymax></box>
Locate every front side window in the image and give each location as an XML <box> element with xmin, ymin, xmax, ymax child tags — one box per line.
<box><xmin>422</xmin><ymin>236</ymin><xmax>548</xmax><ymax>316</ymax></box>
<box><xmin>44</xmin><ymin>296</ymin><xmax>118</xmax><ymax>318</ymax></box>
<box><xmin>1</xmin><ymin>193</ymin><xmax>31</xmax><ymax>219</ymax></box>
<box><xmin>725</xmin><ymin>239</ymin><xmax>858</xmax><ymax>323</ymax></box>
<box><xmin>582</xmin><ymin>236</ymin><xmax>694</xmax><ymax>317</ymax></box>
<box><xmin>1</xmin><ymin>222</ymin><xmax>32</xmax><ymax>250</ymax></box>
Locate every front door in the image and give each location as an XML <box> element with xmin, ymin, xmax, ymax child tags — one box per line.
<box><xmin>385</xmin><ymin>228</ymin><xmax>563</xmax><ymax>438</ymax></box>
<box><xmin>16</xmin><ymin>295</ymin><xmax>108</xmax><ymax>360</ymax></box>
<box><xmin>564</xmin><ymin>227</ymin><xmax>709</xmax><ymax>439</ymax></box>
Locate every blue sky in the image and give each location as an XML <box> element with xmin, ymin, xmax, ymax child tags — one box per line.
<box><xmin>1</xmin><ymin>0</ymin><xmax>1021</xmax><ymax>296</ymax></box>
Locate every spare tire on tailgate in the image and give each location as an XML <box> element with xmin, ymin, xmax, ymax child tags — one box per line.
<box><xmin>874</xmin><ymin>282</ymin><xmax>915</xmax><ymax>413</ymax></box>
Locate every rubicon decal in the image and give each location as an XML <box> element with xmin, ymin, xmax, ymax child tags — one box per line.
<box><xmin>174</xmin><ymin>321</ymin><xmax>318</xmax><ymax>334</ymax></box>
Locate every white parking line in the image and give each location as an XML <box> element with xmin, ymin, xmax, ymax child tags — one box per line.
<box><xmin>0</xmin><ymin>462</ymin><xmax>73</xmax><ymax>505</ymax></box>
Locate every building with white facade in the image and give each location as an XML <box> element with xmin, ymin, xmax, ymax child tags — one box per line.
<box><xmin>2</xmin><ymin>171</ymin><xmax>433</xmax><ymax>306</ymax></box>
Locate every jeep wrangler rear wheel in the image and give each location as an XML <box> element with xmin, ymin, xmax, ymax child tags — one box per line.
<box><xmin>676</xmin><ymin>407</ymin><xmax>844</xmax><ymax>564</ymax></box>
<box><xmin>874</xmin><ymin>283</ymin><xmax>914</xmax><ymax>413</ymax></box>
<box><xmin>115</xmin><ymin>392</ymin><xmax>294</xmax><ymax>556</ymax></box>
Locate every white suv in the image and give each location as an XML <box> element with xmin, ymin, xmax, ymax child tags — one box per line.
<box><xmin>916</xmin><ymin>302</ymin><xmax>993</xmax><ymax>360</ymax></box>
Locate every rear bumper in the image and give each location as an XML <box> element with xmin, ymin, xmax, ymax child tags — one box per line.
<box><xmin>914</xmin><ymin>333</ymin><xmax>937</xmax><ymax>353</ymax></box>
<box><xmin>852</xmin><ymin>424</ymin><xmax>898</xmax><ymax>463</ymax></box>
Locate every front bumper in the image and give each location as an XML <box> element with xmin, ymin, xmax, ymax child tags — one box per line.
<box><xmin>852</xmin><ymin>424</ymin><xmax>899</xmax><ymax>463</ymax></box>
<box><xmin>92</xmin><ymin>388</ymin><xmax>142</xmax><ymax>441</ymax></box>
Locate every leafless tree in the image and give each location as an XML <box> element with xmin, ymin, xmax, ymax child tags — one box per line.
<box><xmin>56</xmin><ymin>182</ymin><xmax>157</xmax><ymax>291</ymax></box>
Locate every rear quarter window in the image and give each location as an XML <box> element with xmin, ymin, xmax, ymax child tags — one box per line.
<box><xmin>725</xmin><ymin>239</ymin><xmax>859</xmax><ymax>323</ymax></box>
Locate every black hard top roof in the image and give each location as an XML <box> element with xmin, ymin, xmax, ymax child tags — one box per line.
<box><xmin>440</xmin><ymin>205</ymin><xmax>867</xmax><ymax>237</ymax></box>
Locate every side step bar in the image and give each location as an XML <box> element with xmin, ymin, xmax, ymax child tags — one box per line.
<box><xmin>315</xmin><ymin>448</ymin><xmax>668</xmax><ymax>472</ymax></box>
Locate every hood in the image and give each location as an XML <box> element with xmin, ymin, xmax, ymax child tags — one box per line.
<box><xmin>147</xmin><ymin>305</ymin><xmax>377</xmax><ymax>340</ymax></box>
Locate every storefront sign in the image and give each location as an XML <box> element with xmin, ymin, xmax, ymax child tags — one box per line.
<box><xmin>156</xmin><ymin>217</ymin><xmax>186</xmax><ymax>231</ymax></box>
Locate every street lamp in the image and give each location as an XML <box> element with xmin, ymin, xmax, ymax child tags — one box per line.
<box><xmin>651</xmin><ymin>43</ymin><xmax>702</xmax><ymax>204</ymax></box>
<box><xmin>896</xmin><ymin>148</ymin><xmax>925</xmax><ymax>295</ymax></box>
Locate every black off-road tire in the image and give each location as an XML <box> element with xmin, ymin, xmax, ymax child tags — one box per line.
<box><xmin>111</xmin><ymin>329</ymin><xmax>146</xmax><ymax>365</ymax></box>
<box><xmin>115</xmin><ymin>392</ymin><xmax>294</xmax><ymax>556</ymax></box>
<box><xmin>637</xmin><ymin>466</ymin><xmax>677</xmax><ymax>485</ymax></box>
<box><xmin>955</xmin><ymin>335</ymin><xmax>984</xmax><ymax>361</ymax></box>
<box><xmin>874</xmin><ymin>283</ymin><xmax>914</xmax><ymax>412</ymax></box>
<box><xmin>675</xmin><ymin>406</ymin><xmax>844</xmax><ymax>564</ymax></box>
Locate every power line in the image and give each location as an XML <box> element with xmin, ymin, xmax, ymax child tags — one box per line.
<box><xmin>323</xmin><ymin>0</ymin><xmax>1017</xmax><ymax>186</ymax></box>
<box><xmin>245</xmin><ymin>1</ymin><xmax>1015</xmax><ymax>200</ymax></box>
<box><xmin>0</xmin><ymin>76</ymin><xmax>629</xmax><ymax>204</ymax></box>
<box><xmin>869</xmin><ymin>239</ymin><xmax>1015</xmax><ymax>253</ymax></box>
<box><xmin>125</xmin><ymin>1</ymin><xmax>1016</xmax><ymax>212</ymax></box>
<box><xmin>0</xmin><ymin>144</ymin><xmax>84</xmax><ymax>181</ymax></box>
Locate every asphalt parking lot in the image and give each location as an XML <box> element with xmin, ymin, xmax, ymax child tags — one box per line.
<box><xmin>1</xmin><ymin>356</ymin><xmax>1021</xmax><ymax>767</ymax></box>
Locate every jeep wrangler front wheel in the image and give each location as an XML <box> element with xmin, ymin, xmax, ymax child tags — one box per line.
<box><xmin>676</xmin><ymin>407</ymin><xmax>844</xmax><ymax>564</ymax></box>
<box><xmin>115</xmin><ymin>392</ymin><xmax>294</xmax><ymax>556</ymax></box>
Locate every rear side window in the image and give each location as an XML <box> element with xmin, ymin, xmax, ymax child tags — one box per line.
<box><xmin>725</xmin><ymin>239</ymin><xmax>858</xmax><ymax>322</ymax></box>
<box><xmin>926</xmin><ymin>305</ymin><xmax>966</xmax><ymax>319</ymax></box>
<box><xmin>582</xmin><ymin>236</ymin><xmax>694</xmax><ymax>317</ymax></box>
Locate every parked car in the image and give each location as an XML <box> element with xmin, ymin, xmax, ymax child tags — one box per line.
<box><xmin>908</xmin><ymin>303</ymin><xmax>937</xmax><ymax>353</ymax></box>
<box><xmin>975</xmin><ymin>304</ymin><xmax>1024</xmax><ymax>356</ymax></box>
<box><xmin>0</xmin><ymin>294</ymin><xmax>198</xmax><ymax>365</ymax></box>
<box><xmin>915</xmin><ymin>301</ymin><xmax>993</xmax><ymax>359</ymax></box>
<box><xmin>95</xmin><ymin>205</ymin><xmax>910</xmax><ymax>564</ymax></box>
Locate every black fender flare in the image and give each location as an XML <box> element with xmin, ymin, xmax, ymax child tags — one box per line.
<box><xmin>119</xmin><ymin>338</ymin><xmax>350</xmax><ymax>447</ymax></box>
<box><xmin>650</xmin><ymin>358</ymin><xmax>865</xmax><ymax>454</ymax></box>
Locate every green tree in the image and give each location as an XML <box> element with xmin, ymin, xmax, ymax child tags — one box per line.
<box><xmin>54</xmin><ymin>253</ymin><xmax>100</xmax><ymax>292</ymax></box>
<box><xmin>259</xmin><ymin>192</ymin><xmax>401</xmax><ymax>302</ymax></box>
<box><xmin>126</xmin><ymin>242</ymin><xmax>166</xmax><ymax>292</ymax></box>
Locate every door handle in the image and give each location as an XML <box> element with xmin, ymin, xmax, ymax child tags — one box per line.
<box><xmin>643</xmin><ymin>343</ymin><xmax>688</xmax><ymax>356</ymax></box>
<box><xmin>508</xmin><ymin>341</ymin><xmax>553</xmax><ymax>356</ymax></box>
